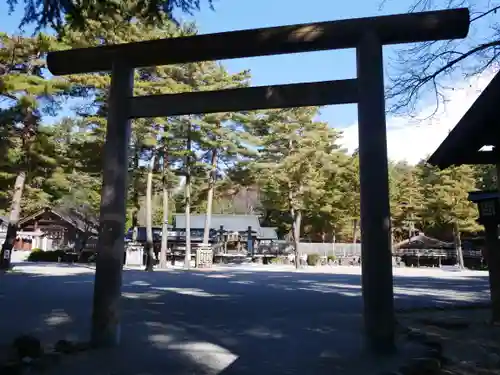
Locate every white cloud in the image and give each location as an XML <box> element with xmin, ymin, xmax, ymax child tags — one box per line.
<box><xmin>339</xmin><ymin>69</ymin><xmax>497</xmax><ymax>165</ymax></box>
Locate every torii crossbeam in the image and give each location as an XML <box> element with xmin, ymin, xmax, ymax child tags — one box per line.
<box><xmin>45</xmin><ymin>8</ymin><xmax>470</xmax><ymax>354</ymax></box>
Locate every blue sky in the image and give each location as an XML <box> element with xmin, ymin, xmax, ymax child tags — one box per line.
<box><xmin>180</xmin><ymin>0</ymin><xmax>411</xmax><ymax>127</ymax></box>
<box><xmin>0</xmin><ymin>0</ymin><xmax>409</xmax><ymax>125</ymax></box>
<box><xmin>0</xmin><ymin>0</ymin><xmax>495</xmax><ymax>163</ymax></box>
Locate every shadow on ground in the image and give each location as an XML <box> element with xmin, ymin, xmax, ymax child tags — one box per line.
<box><xmin>0</xmin><ymin>263</ymin><xmax>491</xmax><ymax>375</ymax></box>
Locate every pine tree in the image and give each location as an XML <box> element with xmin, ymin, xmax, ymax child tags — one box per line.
<box><xmin>252</xmin><ymin>107</ymin><xmax>336</xmax><ymax>268</ymax></box>
<box><xmin>41</xmin><ymin>117</ymin><xmax>102</xmax><ymax>212</ymax></box>
<box><xmin>390</xmin><ymin>161</ymin><xmax>423</xmax><ymax>242</ymax></box>
<box><xmin>0</xmin><ymin>33</ymin><xmax>70</xmax><ymax>267</ymax></box>
<box><xmin>194</xmin><ymin>65</ymin><xmax>251</xmax><ymax>244</ymax></box>
<box><xmin>58</xmin><ymin>14</ymin><xmax>250</xmax><ymax>269</ymax></box>
<box><xmin>418</xmin><ymin>163</ymin><xmax>481</xmax><ymax>267</ymax></box>
<box><xmin>8</xmin><ymin>0</ymin><xmax>212</xmax><ymax>32</ymax></box>
<box><xmin>301</xmin><ymin>132</ymin><xmax>349</xmax><ymax>242</ymax></box>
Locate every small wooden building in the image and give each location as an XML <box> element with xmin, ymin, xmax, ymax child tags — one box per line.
<box><xmin>18</xmin><ymin>207</ymin><xmax>98</xmax><ymax>251</ymax></box>
<box><xmin>394</xmin><ymin>234</ymin><xmax>455</xmax><ymax>266</ymax></box>
<box><xmin>255</xmin><ymin>227</ymin><xmax>280</xmax><ymax>254</ymax></box>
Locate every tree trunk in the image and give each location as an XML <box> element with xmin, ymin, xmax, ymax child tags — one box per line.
<box><xmin>0</xmin><ymin>171</ymin><xmax>26</xmax><ymax>269</ymax></box>
<box><xmin>131</xmin><ymin>148</ymin><xmax>141</xmax><ymax>228</ymax></box>
<box><xmin>184</xmin><ymin>126</ymin><xmax>192</xmax><ymax>269</ymax></box>
<box><xmin>390</xmin><ymin>225</ymin><xmax>394</xmax><ymax>253</ymax></box>
<box><xmin>77</xmin><ymin>231</ymin><xmax>90</xmax><ymax>263</ymax></box>
<box><xmin>292</xmin><ymin>210</ymin><xmax>302</xmax><ymax>270</ymax></box>
<box><xmin>288</xmin><ymin>185</ymin><xmax>302</xmax><ymax>270</ymax></box>
<box><xmin>453</xmin><ymin>222</ymin><xmax>465</xmax><ymax>269</ymax></box>
<box><xmin>144</xmin><ymin>153</ymin><xmax>156</xmax><ymax>272</ymax></box>
<box><xmin>78</xmin><ymin>230</ymin><xmax>89</xmax><ymax>253</ymax></box>
<box><xmin>159</xmin><ymin>157</ymin><xmax>169</xmax><ymax>269</ymax></box>
<box><xmin>352</xmin><ymin>219</ymin><xmax>358</xmax><ymax>243</ymax></box>
<box><xmin>203</xmin><ymin>147</ymin><xmax>218</xmax><ymax>244</ymax></box>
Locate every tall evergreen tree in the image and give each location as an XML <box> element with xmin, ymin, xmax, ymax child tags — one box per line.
<box><xmin>0</xmin><ymin>33</ymin><xmax>70</xmax><ymax>267</ymax></box>
<box><xmin>390</xmin><ymin>161</ymin><xmax>423</xmax><ymax>242</ymax></box>
<box><xmin>340</xmin><ymin>153</ymin><xmax>361</xmax><ymax>243</ymax></box>
<box><xmin>57</xmin><ymin>13</ymin><xmax>250</xmax><ymax>269</ymax></box>
<box><xmin>252</xmin><ymin>107</ymin><xmax>337</xmax><ymax>268</ymax></box>
<box><xmin>418</xmin><ymin>162</ymin><xmax>481</xmax><ymax>267</ymax></box>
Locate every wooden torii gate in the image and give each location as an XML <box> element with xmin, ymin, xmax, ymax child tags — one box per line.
<box><xmin>45</xmin><ymin>8</ymin><xmax>470</xmax><ymax>354</ymax></box>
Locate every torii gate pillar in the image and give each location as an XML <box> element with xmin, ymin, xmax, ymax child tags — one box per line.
<box><xmin>90</xmin><ymin>63</ymin><xmax>134</xmax><ymax>347</ymax></box>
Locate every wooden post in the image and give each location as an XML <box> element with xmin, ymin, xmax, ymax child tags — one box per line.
<box><xmin>247</xmin><ymin>226</ymin><xmax>254</xmax><ymax>257</ymax></box>
<box><xmin>356</xmin><ymin>32</ymin><xmax>395</xmax><ymax>354</ymax></box>
<box><xmin>184</xmin><ymin>125</ymin><xmax>192</xmax><ymax>269</ymax></box>
<box><xmin>219</xmin><ymin>225</ymin><xmax>224</xmax><ymax>243</ymax></box>
<box><xmin>91</xmin><ymin>62</ymin><xmax>134</xmax><ymax>348</ymax></box>
<box><xmin>484</xmin><ymin>221</ymin><xmax>500</xmax><ymax>323</ymax></box>
<box><xmin>491</xmin><ymin>163</ymin><xmax>500</xmax><ymax>323</ymax></box>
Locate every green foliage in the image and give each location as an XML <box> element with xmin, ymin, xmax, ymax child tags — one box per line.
<box><xmin>0</xmin><ymin>16</ymin><xmax>488</xmax><ymax>248</ymax></box>
<box><xmin>0</xmin><ymin>33</ymin><xmax>73</xmax><ymax>217</ymax></box>
<box><xmin>248</xmin><ymin>107</ymin><xmax>346</xmax><ymax>240</ymax></box>
<box><xmin>269</xmin><ymin>257</ymin><xmax>280</xmax><ymax>264</ymax></box>
<box><xmin>7</xmin><ymin>0</ymin><xmax>212</xmax><ymax>32</ymax></box>
<box><xmin>389</xmin><ymin>161</ymin><xmax>423</xmax><ymax>241</ymax></box>
<box><xmin>418</xmin><ymin>163</ymin><xmax>480</xmax><ymax>234</ymax></box>
<box><xmin>27</xmin><ymin>249</ymin><xmax>65</xmax><ymax>262</ymax></box>
<box><xmin>307</xmin><ymin>253</ymin><xmax>321</xmax><ymax>266</ymax></box>
<box><xmin>473</xmin><ymin>164</ymin><xmax>497</xmax><ymax>191</ymax></box>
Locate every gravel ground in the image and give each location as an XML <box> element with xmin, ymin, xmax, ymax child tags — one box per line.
<box><xmin>399</xmin><ymin>308</ymin><xmax>500</xmax><ymax>375</ymax></box>
<box><xmin>0</xmin><ymin>263</ymin><xmax>491</xmax><ymax>375</ymax></box>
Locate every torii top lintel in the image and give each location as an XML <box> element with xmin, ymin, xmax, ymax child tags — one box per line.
<box><xmin>47</xmin><ymin>8</ymin><xmax>470</xmax><ymax>76</ymax></box>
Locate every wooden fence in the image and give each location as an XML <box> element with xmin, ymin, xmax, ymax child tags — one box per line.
<box><xmin>297</xmin><ymin>242</ymin><xmax>362</xmax><ymax>257</ymax></box>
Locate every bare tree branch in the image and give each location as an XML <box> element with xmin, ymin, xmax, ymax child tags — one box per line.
<box><xmin>471</xmin><ymin>4</ymin><xmax>500</xmax><ymax>22</ymax></box>
<box><xmin>382</xmin><ymin>0</ymin><xmax>500</xmax><ymax>117</ymax></box>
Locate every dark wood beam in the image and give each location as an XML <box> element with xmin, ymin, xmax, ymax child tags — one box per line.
<box><xmin>47</xmin><ymin>8</ymin><xmax>469</xmax><ymax>75</ymax></box>
<box><xmin>428</xmin><ymin>72</ymin><xmax>500</xmax><ymax>169</ymax></box>
<box><xmin>356</xmin><ymin>32</ymin><xmax>395</xmax><ymax>354</ymax></box>
<box><xmin>129</xmin><ymin>79</ymin><xmax>358</xmax><ymax>118</ymax></box>
<box><xmin>431</xmin><ymin>151</ymin><xmax>500</xmax><ymax>169</ymax></box>
<box><xmin>458</xmin><ymin>151</ymin><xmax>500</xmax><ymax>165</ymax></box>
